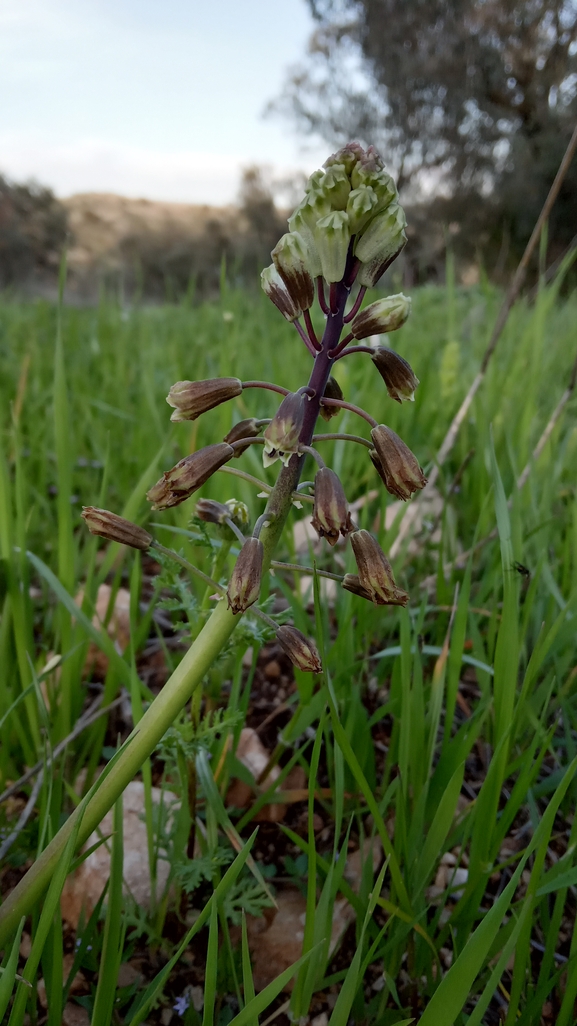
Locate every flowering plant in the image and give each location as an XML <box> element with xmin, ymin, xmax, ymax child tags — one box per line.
<box><xmin>0</xmin><ymin>143</ymin><xmax>426</xmax><ymax>940</ymax></box>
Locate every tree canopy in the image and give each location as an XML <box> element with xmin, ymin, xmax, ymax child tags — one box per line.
<box><xmin>273</xmin><ymin>0</ymin><xmax>577</xmax><ymax>266</ymax></box>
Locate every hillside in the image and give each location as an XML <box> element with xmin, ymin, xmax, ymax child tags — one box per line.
<box><xmin>63</xmin><ymin>192</ymin><xmax>239</xmax><ymax>270</ymax></box>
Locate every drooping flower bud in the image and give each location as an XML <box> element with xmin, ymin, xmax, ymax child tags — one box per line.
<box><xmin>350</xmin><ymin>146</ymin><xmax>386</xmax><ymax>181</ymax></box>
<box><xmin>290</xmin><ymin>188</ymin><xmax>332</xmax><ymax>233</ymax></box>
<box><xmin>324</xmin><ymin>142</ymin><xmax>366</xmax><ymax>175</ymax></box>
<box><xmin>370</xmin><ymin>426</ymin><xmax>427</xmax><ymax>501</ymax></box>
<box><xmin>195</xmin><ymin>499</ymin><xmax>232</xmax><ymax>525</ymax></box>
<box><xmin>288</xmin><ymin>189</ymin><xmax>332</xmax><ymax>278</ymax></box>
<box><xmin>166</xmin><ymin>378</ymin><xmax>242</xmax><ymax>422</ymax></box>
<box><xmin>351</xmin><ymin>294</ymin><xmax>411</xmax><ymax>340</ymax></box>
<box><xmin>277</xmin><ymin>625</ymin><xmax>322</xmax><ymax>673</ymax></box>
<box><xmin>314</xmin><ymin>210</ymin><xmax>351</xmax><ymax>283</ymax></box>
<box><xmin>351</xmin><ymin>165</ymin><xmax>396</xmax><ymax>211</ymax></box>
<box><xmin>355</xmin><ymin>203</ymin><xmax>406</xmax><ymax>263</ymax></box>
<box><xmin>272</xmin><ymin>232</ymin><xmax>315</xmax><ymax>312</ymax></box>
<box><xmin>197</xmin><ymin>497</ymin><xmax>249</xmax><ymax>529</ymax></box>
<box><xmin>355</xmin><ymin>204</ymin><xmax>407</xmax><ymax>287</ymax></box>
<box><xmin>263</xmin><ymin>391</ymin><xmax>307</xmax><ymax>467</ymax></box>
<box><xmin>224</xmin><ymin>418</ymin><xmax>266</xmax><ymax>457</ymax></box>
<box><xmin>371</xmin><ymin>348</ymin><xmax>420</xmax><ymax>403</ymax></box>
<box><xmin>81</xmin><ymin>507</ymin><xmax>152</xmax><ymax>550</ymax></box>
<box><xmin>227</xmin><ymin>537</ymin><xmax>264</xmax><ymax>614</ymax></box>
<box><xmin>261</xmin><ymin>265</ymin><xmax>303</xmax><ymax>321</ymax></box>
<box><xmin>319</xmin><ymin>376</ymin><xmax>343</xmax><ymax>422</ymax></box>
<box><xmin>316</xmin><ymin>163</ymin><xmax>350</xmax><ymax>211</ymax></box>
<box><xmin>349</xmin><ymin>530</ymin><xmax>409</xmax><ymax>606</ymax></box>
<box><xmin>147</xmin><ymin>443</ymin><xmax>234</xmax><ymax>510</ymax></box>
<box><xmin>225</xmin><ymin>498</ymin><xmax>250</xmax><ymax>528</ymax></box>
<box><xmin>311</xmin><ymin>468</ymin><xmax>354</xmax><ymax>546</ymax></box>
<box><xmin>342</xmin><ymin>572</ymin><xmax>408</xmax><ymax>606</ymax></box>
<box><xmin>346</xmin><ymin>185</ymin><xmax>379</xmax><ymax>234</ymax></box>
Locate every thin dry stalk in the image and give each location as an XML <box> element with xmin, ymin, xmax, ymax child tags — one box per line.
<box><xmin>390</xmin><ymin>122</ymin><xmax>577</xmax><ymax>559</ymax></box>
<box><xmin>420</xmin><ymin>348</ymin><xmax>577</xmax><ymax>589</ymax></box>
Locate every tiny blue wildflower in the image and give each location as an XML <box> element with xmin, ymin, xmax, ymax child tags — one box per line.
<box><xmin>173</xmin><ymin>994</ymin><xmax>190</xmax><ymax>1016</ymax></box>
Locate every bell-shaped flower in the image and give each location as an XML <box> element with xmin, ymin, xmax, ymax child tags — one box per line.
<box><xmin>371</xmin><ymin>348</ymin><xmax>420</xmax><ymax>403</ymax></box>
<box><xmin>351</xmin><ymin>294</ymin><xmax>411</xmax><ymax>339</ymax></box>
<box><xmin>263</xmin><ymin>391</ymin><xmax>307</xmax><ymax>467</ymax></box>
<box><xmin>349</xmin><ymin>530</ymin><xmax>409</xmax><ymax>605</ymax></box>
<box><xmin>227</xmin><ymin>537</ymin><xmax>264</xmax><ymax>615</ymax></box>
<box><xmin>370</xmin><ymin>426</ymin><xmax>427</xmax><ymax>500</ymax></box>
<box><xmin>166</xmin><ymin>378</ymin><xmax>242</xmax><ymax>422</ymax></box>
<box><xmin>147</xmin><ymin>443</ymin><xmax>234</xmax><ymax>510</ymax></box>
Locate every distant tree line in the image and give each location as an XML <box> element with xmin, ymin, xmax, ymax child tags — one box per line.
<box><xmin>116</xmin><ymin>167</ymin><xmax>287</xmax><ymax>301</ymax></box>
<box><xmin>0</xmin><ymin>175</ymin><xmax>68</xmax><ymax>289</ymax></box>
<box><xmin>0</xmin><ymin>168</ymin><xmax>289</xmax><ymax>301</ymax></box>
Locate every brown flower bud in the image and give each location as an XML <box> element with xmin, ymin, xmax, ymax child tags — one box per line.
<box><xmin>147</xmin><ymin>443</ymin><xmax>234</xmax><ymax>510</ymax></box>
<box><xmin>323</xmin><ymin>142</ymin><xmax>366</xmax><ymax>175</ymax></box>
<box><xmin>81</xmin><ymin>507</ymin><xmax>153</xmax><ymax>550</ymax></box>
<box><xmin>227</xmin><ymin>537</ymin><xmax>264</xmax><ymax>614</ymax></box>
<box><xmin>349</xmin><ymin>530</ymin><xmax>409</xmax><ymax>606</ymax></box>
<box><xmin>277</xmin><ymin>625</ymin><xmax>322</xmax><ymax>673</ymax></box>
<box><xmin>166</xmin><ymin>378</ymin><xmax>242</xmax><ymax>422</ymax></box>
<box><xmin>195</xmin><ymin>499</ymin><xmax>231</xmax><ymax>525</ymax></box>
<box><xmin>272</xmin><ymin>232</ymin><xmax>315</xmax><ymax>312</ymax></box>
<box><xmin>371</xmin><ymin>349</ymin><xmax>419</xmax><ymax>403</ymax></box>
<box><xmin>263</xmin><ymin>391</ymin><xmax>307</xmax><ymax>467</ymax></box>
<box><xmin>342</xmin><ymin>573</ymin><xmax>408</xmax><ymax>606</ymax></box>
<box><xmin>350</xmin><ymin>295</ymin><xmax>411</xmax><ymax>340</ymax></box>
<box><xmin>311</xmin><ymin>468</ymin><xmax>354</xmax><ymax>546</ymax></box>
<box><xmin>370</xmin><ymin>426</ymin><xmax>427</xmax><ymax>501</ymax></box>
<box><xmin>319</xmin><ymin>376</ymin><xmax>343</xmax><ymax>422</ymax></box>
<box><xmin>224</xmin><ymin>418</ymin><xmax>265</xmax><ymax>457</ymax></box>
<box><xmin>196</xmin><ymin>497</ymin><xmax>249</xmax><ymax>530</ymax></box>
<box><xmin>261</xmin><ymin>264</ymin><xmax>303</xmax><ymax>321</ymax></box>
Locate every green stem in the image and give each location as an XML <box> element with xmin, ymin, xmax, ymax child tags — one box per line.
<box><xmin>0</xmin><ymin>598</ymin><xmax>239</xmax><ymax>945</ymax></box>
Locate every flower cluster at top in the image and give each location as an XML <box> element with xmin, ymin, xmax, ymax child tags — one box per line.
<box><xmin>82</xmin><ymin>143</ymin><xmax>427</xmax><ymax>675</ymax></box>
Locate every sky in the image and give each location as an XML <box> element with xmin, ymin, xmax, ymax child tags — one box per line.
<box><xmin>1</xmin><ymin>0</ymin><xmax>330</xmax><ymax>204</ymax></box>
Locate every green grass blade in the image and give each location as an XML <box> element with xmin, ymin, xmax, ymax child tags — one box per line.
<box><xmin>326</xmin><ymin>683</ymin><xmax>411</xmax><ymax>913</ymax></box>
<box><xmin>240</xmin><ymin>913</ymin><xmax>257</xmax><ymax>1025</ymax></box>
<box><xmin>8</xmin><ymin>801</ymin><xmax>83</xmax><ymax>1025</ymax></box>
<box><xmin>202</xmin><ymin>900</ymin><xmax>219</xmax><ymax>1026</ymax></box>
<box><xmin>26</xmin><ymin>549</ymin><xmax>132</xmax><ymax>686</ymax></box>
<box><xmin>91</xmin><ymin>794</ymin><xmax>124</xmax><ymax>1026</ymax></box>
<box><xmin>195</xmin><ymin>749</ymin><xmax>275</xmax><ymax>905</ymax></box>
<box><xmin>418</xmin><ymin>755</ymin><xmax>577</xmax><ymax>1026</ymax></box>
<box><xmin>227</xmin><ymin>947</ymin><xmax>318</xmax><ymax>1026</ymax></box>
<box><xmin>126</xmin><ymin>830</ymin><xmax>258</xmax><ymax>1026</ymax></box>
<box><xmin>413</xmin><ymin>762</ymin><xmax>464</xmax><ymax>894</ymax></box>
<box><xmin>0</xmin><ymin>918</ymin><xmax>27</xmax><ymax>1021</ymax></box>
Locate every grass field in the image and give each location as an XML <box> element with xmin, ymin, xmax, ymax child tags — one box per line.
<box><xmin>0</xmin><ymin>268</ymin><xmax>576</xmax><ymax>1025</ymax></box>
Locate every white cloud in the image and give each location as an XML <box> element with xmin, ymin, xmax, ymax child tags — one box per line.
<box><xmin>0</xmin><ymin>0</ymin><xmax>329</xmax><ymax>203</ymax></box>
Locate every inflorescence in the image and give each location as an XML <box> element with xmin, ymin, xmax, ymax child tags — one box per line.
<box><xmin>82</xmin><ymin>143</ymin><xmax>427</xmax><ymax>675</ymax></box>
